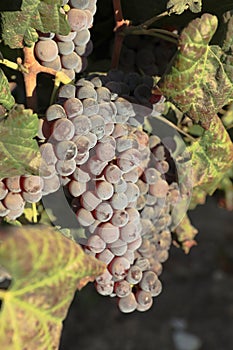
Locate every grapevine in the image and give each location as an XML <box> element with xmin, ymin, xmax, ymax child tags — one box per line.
<box><xmin>0</xmin><ymin>0</ymin><xmax>233</xmax><ymax>349</ymax></box>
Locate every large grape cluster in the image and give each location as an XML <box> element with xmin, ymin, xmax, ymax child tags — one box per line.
<box><xmin>37</xmin><ymin>78</ymin><xmax>181</xmax><ymax>312</ymax></box>
<box><xmin>34</xmin><ymin>0</ymin><xmax>97</xmax><ymax>80</ymax></box>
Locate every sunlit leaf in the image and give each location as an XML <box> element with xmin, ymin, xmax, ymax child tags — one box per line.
<box><xmin>1</xmin><ymin>0</ymin><xmax>70</xmax><ymax>48</ymax></box>
<box><xmin>159</xmin><ymin>14</ymin><xmax>233</xmax><ymax>129</ymax></box>
<box><xmin>167</xmin><ymin>0</ymin><xmax>202</xmax><ymax>15</ymax></box>
<box><xmin>0</xmin><ymin>69</ymin><xmax>15</xmax><ymax>110</ymax></box>
<box><xmin>0</xmin><ymin>105</ymin><xmax>41</xmax><ymax>178</ymax></box>
<box><xmin>0</xmin><ymin>226</ymin><xmax>105</xmax><ymax>350</ymax></box>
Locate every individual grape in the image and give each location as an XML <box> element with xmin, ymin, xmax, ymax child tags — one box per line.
<box><xmin>74</xmin><ymin>151</ymin><xmax>90</xmax><ymax>165</ymax></box>
<box><xmin>95</xmin><ymin>142</ymin><xmax>115</xmax><ymax>162</ymax></box>
<box><xmin>73</xmin><ymin>28</ymin><xmax>91</xmax><ymax>45</ymax></box>
<box><xmin>56</xmin><ymin>159</ymin><xmax>76</xmax><ymax>176</ymax></box>
<box><xmin>110</xmin><ymin>193</ymin><xmax>128</xmax><ymax>210</ymax></box>
<box><xmin>42</xmin><ymin>174</ymin><xmax>60</xmax><ymax>194</ymax></box>
<box><xmin>58</xmin><ymin>84</ymin><xmax>76</xmax><ymax>100</ymax></box>
<box><xmin>80</xmin><ymin>191</ymin><xmax>102</xmax><ymax>211</ymax></box>
<box><xmin>95</xmin><ymin>281</ymin><xmax>114</xmax><ymax>296</ymax></box>
<box><xmin>75</xmin><ymin>41</ymin><xmax>93</xmax><ymax>56</ymax></box>
<box><xmin>72</xmin><ymin>115</ymin><xmax>91</xmax><ymax>135</ymax></box>
<box><xmin>126</xmin><ymin>265</ymin><xmax>143</xmax><ymax>284</ymax></box>
<box><xmin>104</xmin><ymin>164</ymin><xmax>122</xmax><ymax>184</ymax></box>
<box><xmin>57</xmin><ymin>40</ymin><xmax>75</xmax><ymax>55</ymax></box>
<box><xmin>104</xmin><ymin>122</ymin><xmax>115</xmax><ymax>136</ymax></box>
<box><xmin>95</xmin><ymin>269</ymin><xmax>113</xmax><ymax>284</ymax></box>
<box><xmin>35</xmin><ymin>40</ymin><xmax>58</xmax><ymax>62</ymax></box>
<box><xmin>5</xmin><ymin>176</ymin><xmax>21</xmax><ymax>193</ymax></box>
<box><xmin>149</xmin><ymin>179</ymin><xmax>169</xmax><ymax>198</ymax></box>
<box><xmin>87</xmin><ymin>234</ymin><xmax>106</xmax><ymax>253</ymax></box>
<box><xmin>72</xmin><ymin>167</ymin><xmax>90</xmax><ymax>182</ymax></box>
<box><xmin>109</xmin><ymin>256</ymin><xmax>130</xmax><ymax>281</ymax></box>
<box><xmin>61</xmin><ymin>68</ymin><xmax>76</xmax><ymax>81</ymax></box>
<box><xmin>136</xmin><ymin>179</ymin><xmax>149</xmax><ymax>195</ymax></box>
<box><xmin>76</xmin><ymin>208</ymin><xmax>95</xmax><ymax>227</ymax></box>
<box><xmin>22</xmin><ymin>176</ymin><xmax>43</xmax><ymax>194</ymax></box>
<box><xmin>70</xmin><ymin>0</ymin><xmax>89</xmax><ymax>9</ymax></box>
<box><xmin>117</xmin><ymin>149</ymin><xmax>141</xmax><ymax>173</ymax></box>
<box><xmin>39</xmin><ymin>161</ymin><xmax>56</xmax><ymax>179</ymax></box>
<box><xmin>136</xmin><ymin>290</ymin><xmax>153</xmax><ymax>311</ymax></box>
<box><xmin>134</xmin><ymin>257</ymin><xmax>150</xmax><ymax>272</ymax></box>
<box><xmin>98</xmin><ymin>102</ymin><xmax>117</xmax><ymax>122</ymax></box>
<box><xmin>145</xmin><ymin>194</ymin><xmax>157</xmax><ymax>206</ymax></box>
<box><xmin>125</xmin><ymin>183</ymin><xmax>140</xmax><ymax>202</ymax></box>
<box><xmin>115</xmin><ymin>97</ymin><xmax>135</xmax><ymax>117</ymax></box>
<box><xmin>120</xmin><ymin>221</ymin><xmax>140</xmax><ymax>243</ymax></box>
<box><xmin>89</xmin><ymin>115</ymin><xmax>105</xmax><ymax>139</ymax></box>
<box><xmin>149</xmin><ymin>260</ymin><xmax>163</xmax><ymax>276</ymax></box>
<box><xmin>96</xmin><ymin>248</ymin><xmax>114</xmax><ymax>264</ymax></box>
<box><xmin>3</xmin><ymin>192</ymin><xmax>25</xmax><ymax>210</ymax></box>
<box><xmin>94</xmin><ymin>202</ymin><xmax>113</xmax><ymax>222</ymax></box>
<box><xmin>126</xmin><ymin>207</ymin><xmax>140</xmax><ymax>222</ymax></box>
<box><xmin>0</xmin><ymin>201</ymin><xmax>10</xmax><ymax>217</ymax></box>
<box><xmin>54</xmin><ymin>140</ymin><xmax>77</xmax><ymax>161</ymax></box>
<box><xmin>84</xmin><ymin>9</ymin><xmax>94</xmax><ymax>28</ymax></box>
<box><xmin>153</xmin><ymin>145</ymin><xmax>166</xmax><ymax>160</ymax></box>
<box><xmin>41</xmin><ymin>56</ymin><xmax>62</xmax><ymax>71</ymax></box>
<box><xmin>149</xmin><ymin>135</ymin><xmax>161</xmax><ymax>149</ymax></box>
<box><xmin>51</xmin><ymin>118</ymin><xmax>75</xmax><ymax>141</ymax></box>
<box><xmin>110</xmin><ymin>210</ymin><xmax>129</xmax><ymax>228</ymax></box>
<box><xmin>37</xmin><ymin>119</ymin><xmax>51</xmax><ymax>139</ymax></box>
<box><xmin>76</xmin><ymin>78</ymin><xmax>94</xmax><ymax>88</ymax></box>
<box><xmin>111</xmin><ymin>124</ymin><xmax>128</xmax><ymax>139</ymax></box>
<box><xmin>97</xmin><ymin>222</ymin><xmax>120</xmax><ymax>244</ymax></box>
<box><xmin>22</xmin><ymin>191</ymin><xmax>42</xmax><ymax>203</ymax></box>
<box><xmin>96</xmin><ymin>87</ymin><xmax>112</xmax><ymax>102</ymax></box>
<box><xmin>77</xmin><ymin>86</ymin><xmax>97</xmax><ymax>101</ymax></box>
<box><xmin>139</xmin><ymin>271</ymin><xmax>162</xmax><ymax>297</ymax></box>
<box><xmin>73</xmin><ymin>135</ymin><xmax>91</xmax><ymax>154</ymax></box>
<box><xmin>87</xmin><ymin>156</ymin><xmax>107</xmax><ymax>176</ymax></box>
<box><xmin>143</xmin><ymin>168</ymin><xmax>160</xmax><ymax>184</ymax></box>
<box><xmin>88</xmin><ymin>219</ymin><xmax>100</xmax><ymax>234</ymax></box>
<box><xmin>67</xmin><ymin>9</ymin><xmax>88</xmax><ymax>31</ymax></box>
<box><xmin>122</xmin><ymin>250</ymin><xmax>135</xmax><ymax>264</ymax></box>
<box><xmin>114</xmin><ymin>178</ymin><xmax>127</xmax><ymax>194</ymax></box>
<box><xmin>114</xmin><ymin>280</ymin><xmax>131</xmax><ymax>298</ymax></box>
<box><xmin>108</xmin><ymin>239</ymin><xmax>127</xmax><ymax>256</ymax></box>
<box><xmin>155</xmin><ymin>160</ymin><xmax>169</xmax><ymax>174</ymax></box>
<box><xmin>95</xmin><ymin>181</ymin><xmax>114</xmax><ymax>200</ymax></box>
<box><xmin>61</xmin><ymin>52</ymin><xmax>82</xmax><ymax>70</ymax></box>
<box><xmin>82</xmin><ymin>98</ymin><xmax>99</xmax><ymax>116</ymax></box>
<box><xmin>6</xmin><ymin>207</ymin><xmax>25</xmax><ymax>220</ymax></box>
<box><xmin>56</xmin><ymin>31</ymin><xmax>77</xmax><ymax>42</ymax></box>
<box><xmin>118</xmin><ymin>292</ymin><xmax>137</xmax><ymax>313</ymax></box>
<box><xmin>46</xmin><ymin>104</ymin><xmax>67</xmax><ymax>121</ymax></box>
<box><xmin>122</xmin><ymin>168</ymin><xmax>139</xmax><ymax>183</ymax></box>
<box><xmin>134</xmin><ymin>84</ymin><xmax>152</xmax><ymax>105</ymax></box>
<box><xmin>127</xmin><ymin>236</ymin><xmax>142</xmax><ymax>251</ymax></box>
<box><xmin>40</xmin><ymin>143</ymin><xmax>57</xmax><ymax>165</ymax></box>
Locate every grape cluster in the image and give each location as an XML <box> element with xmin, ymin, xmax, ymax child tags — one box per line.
<box><xmin>38</xmin><ymin>78</ymin><xmax>181</xmax><ymax>312</ymax></box>
<box><xmin>34</xmin><ymin>0</ymin><xmax>96</xmax><ymax>80</ymax></box>
<box><xmin>0</xmin><ymin>176</ymin><xmax>43</xmax><ymax>220</ymax></box>
<box><xmin>119</xmin><ymin>34</ymin><xmax>177</xmax><ymax>76</ymax></box>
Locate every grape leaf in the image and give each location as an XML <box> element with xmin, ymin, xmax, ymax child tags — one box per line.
<box><xmin>159</xmin><ymin>14</ymin><xmax>233</xmax><ymax>129</ymax></box>
<box><xmin>167</xmin><ymin>0</ymin><xmax>202</xmax><ymax>15</ymax></box>
<box><xmin>188</xmin><ymin>114</ymin><xmax>233</xmax><ymax>208</ymax></box>
<box><xmin>0</xmin><ymin>69</ymin><xmax>15</xmax><ymax>110</ymax></box>
<box><xmin>174</xmin><ymin>214</ymin><xmax>198</xmax><ymax>253</ymax></box>
<box><xmin>0</xmin><ymin>225</ymin><xmax>105</xmax><ymax>350</ymax></box>
<box><xmin>1</xmin><ymin>0</ymin><xmax>70</xmax><ymax>48</ymax></box>
<box><xmin>0</xmin><ymin>105</ymin><xmax>41</xmax><ymax>178</ymax></box>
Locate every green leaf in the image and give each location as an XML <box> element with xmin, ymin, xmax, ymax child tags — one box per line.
<box><xmin>0</xmin><ymin>225</ymin><xmax>105</xmax><ymax>350</ymax></box>
<box><xmin>0</xmin><ymin>105</ymin><xmax>41</xmax><ymax>178</ymax></box>
<box><xmin>0</xmin><ymin>69</ymin><xmax>15</xmax><ymax>110</ymax></box>
<box><xmin>159</xmin><ymin>13</ymin><xmax>233</xmax><ymax>129</ymax></box>
<box><xmin>1</xmin><ymin>0</ymin><xmax>70</xmax><ymax>49</ymax></box>
<box><xmin>188</xmin><ymin>114</ymin><xmax>233</xmax><ymax>208</ymax></box>
<box><xmin>174</xmin><ymin>214</ymin><xmax>198</xmax><ymax>253</ymax></box>
<box><xmin>167</xmin><ymin>0</ymin><xmax>202</xmax><ymax>15</ymax></box>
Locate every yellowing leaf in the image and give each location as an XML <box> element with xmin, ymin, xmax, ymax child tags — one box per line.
<box><xmin>0</xmin><ymin>226</ymin><xmax>105</xmax><ymax>350</ymax></box>
<box><xmin>159</xmin><ymin>14</ymin><xmax>233</xmax><ymax>129</ymax></box>
<box><xmin>0</xmin><ymin>105</ymin><xmax>41</xmax><ymax>178</ymax></box>
<box><xmin>188</xmin><ymin>114</ymin><xmax>233</xmax><ymax>208</ymax></box>
<box><xmin>167</xmin><ymin>0</ymin><xmax>202</xmax><ymax>15</ymax></box>
<box><xmin>0</xmin><ymin>69</ymin><xmax>15</xmax><ymax>110</ymax></box>
<box><xmin>174</xmin><ymin>214</ymin><xmax>198</xmax><ymax>253</ymax></box>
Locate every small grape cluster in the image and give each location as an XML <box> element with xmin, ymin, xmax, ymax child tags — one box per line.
<box><xmin>119</xmin><ymin>34</ymin><xmax>177</xmax><ymax>76</ymax></box>
<box><xmin>38</xmin><ymin>78</ymin><xmax>181</xmax><ymax>312</ymax></box>
<box><xmin>0</xmin><ymin>176</ymin><xmax>43</xmax><ymax>220</ymax></box>
<box><xmin>34</xmin><ymin>0</ymin><xmax>96</xmax><ymax>80</ymax></box>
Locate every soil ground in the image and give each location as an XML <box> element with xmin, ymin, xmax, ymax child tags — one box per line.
<box><xmin>59</xmin><ymin>197</ymin><xmax>233</xmax><ymax>350</ymax></box>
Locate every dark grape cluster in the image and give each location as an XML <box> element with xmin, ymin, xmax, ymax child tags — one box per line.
<box><xmin>0</xmin><ymin>175</ymin><xmax>43</xmax><ymax>220</ymax></box>
<box><xmin>37</xmin><ymin>78</ymin><xmax>181</xmax><ymax>312</ymax></box>
<box><xmin>119</xmin><ymin>34</ymin><xmax>177</xmax><ymax>76</ymax></box>
<box><xmin>34</xmin><ymin>0</ymin><xmax>96</xmax><ymax>80</ymax></box>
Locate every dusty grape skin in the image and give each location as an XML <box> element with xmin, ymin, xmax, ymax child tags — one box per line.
<box><xmin>96</xmin><ymin>248</ymin><xmax>114</xmax><ymax>265</ymax></box>
<box><xmin>42</xmin><ymin>174</ymin><xmax>61</xmax><ymax>195</ymax></box>
<box><xmin>80</xmin><ymin>191</ymin><xmax>102</xmax><ymax>211</ymax></box>
<box><xmin>118</xmin><ymin>292</ymin><xmax>137</xmax><ymax>313</ymax></box>
<box><xmin>110</xmin><ymin>210</ymin><xmax>129</xmax><ymax>228</ymax></box>
<box><xmin>67</xmin><ymin>8</ymin><xmax>88</xmax><ymax>31</ymax></box>
<box><xmin>87</xmin><ymin>234</ymin><xmax>106</xmax><ymax>254</ymax></box>
<box><xmin>4</xmin><ymin>176</ymin><xmax>21</xmax><ymax>193</ymax></box>
<box><xmin>35</xmin><ymin>40</ymin><xmax>58</xmax><ymax>62</ymax></box>
<box><xmin>97</xmin><ymin>222</ymin><xmax>120</xmax><ymax>244</ymax></box>
<box><xmin>114</xmin><ymin>280</ymin><xmax>131</xmax><ymax>298</ymax></box>
<box><xmin>108</xmin><ymin>239</ymin><xmax>128</xmax><ymax>256</ymax></box>
<box><xmin>46</xmin><ymin>104</ymin><xmax>67</xmax><ymax>121</ymax></box>
<box><xmin>0</xmin><ymin>201</ymin><xmax>10</xmax><ymax>217</ymax></box>
<box><xmin>76</xmin><ymin>208</ymin><xmax>95</xmax><ymax>227</ymax></box>
<box><xmin>3</xmin><ymin>192</ymin><xmax>25</xmax><ymax>210</ymax></box>
<box><xmin>56</xmin><ymin>159</ymin><xmax>76</xmax><ymax>176</ymax></box>
<box><xmin>95</xmin><ymin>181</ymin><xmax>114</xmax><ymax>200</ymax></box>
<box><xmin>22</xmin><ymin>176</ymin><xmax>44</xmax><ymax>194</ymax></box>
<box><xmin>61</xmin><ymin>52</ymin><xmax>82</xmax><ymax>70</ymax></box>
<box><xmin>52</xmin><ymin>118</ymin><xmax>75</xmax><ymax>141</ymax></box>
<box><xmin>109</xmin><ymin>256</ymin><xmax>130</xmax><ymax>281</ymax></box>
<box><xmin>72</xmin><ymin>114</ymin><xmax>92</xmax><ymax>135</ymax></box>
